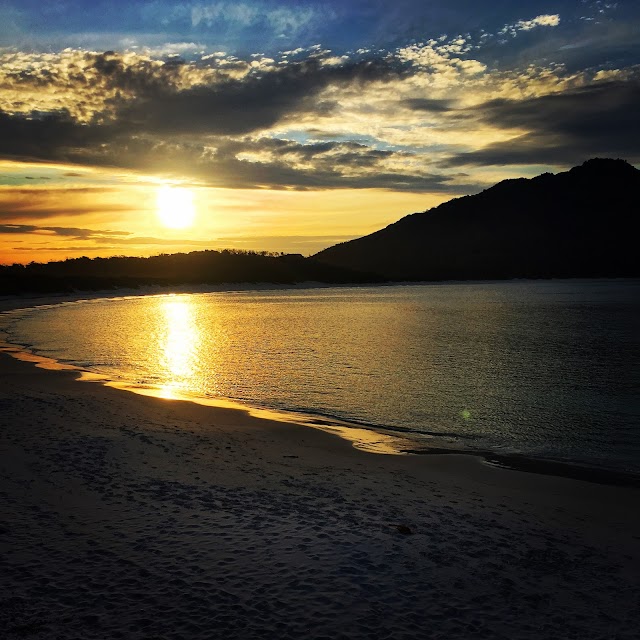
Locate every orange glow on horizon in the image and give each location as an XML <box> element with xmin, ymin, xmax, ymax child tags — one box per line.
<box><xmin>0</xmin><ymin>162</ymin><xmax>449</xmax><ymax>264</ymax></box>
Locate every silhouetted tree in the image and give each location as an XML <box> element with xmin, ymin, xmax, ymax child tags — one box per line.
<box><xmin>0</xmin><ymin>249</ymin><xmax>381</xmax><ymax>295</ymax></box>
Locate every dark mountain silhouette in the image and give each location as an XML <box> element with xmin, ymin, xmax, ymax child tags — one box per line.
<box><xmin>0</xmin><ymin>249</ymin><xmax>382</xmax><ymax>295</ymax></box>
<box><xmin>2</xmin><ymin>159</ymin><xmax>637</xmax><ymax>296</ymax></box>
<box><xmin>314</xmin><ymin>158</ymin><xmax>640</xmax><ymax>280</ymax></box>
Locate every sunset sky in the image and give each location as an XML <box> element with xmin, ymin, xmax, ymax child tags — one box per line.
<box><xmin>1</xmin><ymin>0</ymin><xmax>638</xmax><ymax>264</ymax></box>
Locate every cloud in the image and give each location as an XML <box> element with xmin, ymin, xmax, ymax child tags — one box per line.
<box><xmin>499</xmin><ymin>14</ymin><xmax>561</xmax><ymax>38</ymax></box>
<box><xmin>202</xmin><ymin>137</ymin><xmax>466</xmax><ymax>191</ymax></box>
<box><xmin>0</xmin><ymin>109</ymin><xmax>110</xmax><ymax>165</ymax></box>
<box><xmin>0</xmin><ymin>224</ymin><xmax>129</xmax><ymax>238</ymax></box>
<box><xmin>0</xmin><ymin>35</ymin><xmax>638</xmax><ymax>192</ymax></box>
<box><xmin>0</xmin><ymin>108</ymin><xmax>474</xmax><ymax>192</ymax></box>
<box><xmin>0</xmin><ymin>49</ymin><xmax>400</xmax><ymax>132</ymax></box>
<box><xmin>0</xmin><ymin>49</ymin><xmax>228</xmax><ymax>123</ymax></box>
<box><xmin>444</xmin><ymin>80</ymin><xmax>640</xmax><ymax>167</ymax></box>
<box><xmin>0</xmin><ymin>109</ymin><xmax>454</xmax><ymax>191</ymax></box>
<box><xmin>0</xmin><ymin>46</ymin><xmax>449</xmax><ymax>193</ymax></box>
<box><xmin>402</xmin><ymin>98</ymin><xmax>456</xmax><ymax>112</ymax></box>
<box><xmin>0</xmin><ymin>224</ymin><xmax>221</xmax><ymax>250</ymax></box>
<box><xmin>0</xmin><ymin>185</ymin><xmax>132</xmax><ymax>220</ymax></box>
<box><xmin>114</xmin><ymin>55</ymin><xmax>400</xmax><ymax>136</ymax></box>
<box><xmin>397</xmin><ymin>37</ymin><xmax>487</xmax><ymax>79</ymax></box>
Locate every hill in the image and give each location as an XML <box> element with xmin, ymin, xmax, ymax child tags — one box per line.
<box><xmin>314</xmin><ymin>159</ymin><xmax>640</xmax><ymax>281</ymax></box>
<box><xmin>0</xmin><ymin>250</ymin><xmax>382</xmax><ymax>295</ymax></box>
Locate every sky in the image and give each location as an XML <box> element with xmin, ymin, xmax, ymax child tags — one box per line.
<box><xmin>0</xmin><ymin>0</ymin><xmax>639</xmax><ymax>263</ymax></box>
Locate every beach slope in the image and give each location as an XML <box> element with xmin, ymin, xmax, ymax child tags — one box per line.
<box><xmin>1</xmin><ymin>351</ymin><xmax>639</xmax><ymax>639</ymax></box>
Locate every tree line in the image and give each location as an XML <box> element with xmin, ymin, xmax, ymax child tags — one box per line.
<box><xmin>0</xmin><ymin>249</ymin><xmax>382</xmax><ymax>295</ymax></box>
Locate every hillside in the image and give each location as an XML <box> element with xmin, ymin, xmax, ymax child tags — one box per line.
<box><xmin>314</xmin><ymin>159</ymin><xmax>640</xmax><ymax>281</ymax></box>
<box><xmin>0</xmin><ymin>250</ymin><xmax>382</xmax><ymax>295</ymax></box>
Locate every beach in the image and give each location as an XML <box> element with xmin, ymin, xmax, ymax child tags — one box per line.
<box><xmin>1</xmin><ymin>297</ymin><xmax>640</xmax><ymax>639</ymax></box>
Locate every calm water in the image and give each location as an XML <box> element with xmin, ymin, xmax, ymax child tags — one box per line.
<box><xmin>2</xmin><ymin>280</ymin><xmax>639</xmax><ymax>472</ymax></box>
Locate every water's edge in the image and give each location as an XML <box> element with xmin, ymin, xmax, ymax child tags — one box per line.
<box><xmin>1</xmin><ymin>287</ymin><xmax>639</xmax><ymax>488</ymax></box>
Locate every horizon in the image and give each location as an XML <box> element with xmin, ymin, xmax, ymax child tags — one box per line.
<box><xmin>1</xmin><ymin>1</ymin><xmax>640</xmax><ymax>264</ymax></box>
<box><xmin>2</xmin><ymin>156</ymin><xmax>637</xmax><ymax>269</ymax></box>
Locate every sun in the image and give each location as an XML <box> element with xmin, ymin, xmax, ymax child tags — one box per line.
<box><xmin>156</xmin><ymin>186</ymin><xmax>196</xmax><ymax>229</ymax></box>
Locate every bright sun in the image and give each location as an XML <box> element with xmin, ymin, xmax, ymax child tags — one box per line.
<box><xmin>156</xmin><ymin>186</ymin><xmax>196</xmax><ymax>229</ymax></box>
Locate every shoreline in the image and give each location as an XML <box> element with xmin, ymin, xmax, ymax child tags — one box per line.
<box><xmin>3</xmin><ymin>274</ymin><xmax>638</xmax><ymax>312</ymax></box>
<box><xmin>1</xmin><ymin>313</ymin><xmax>640</xmax><ymax>637</ymax></box>
<box><xmin>408</xmin><ymin>447</ymin><xmax>640</xmax><ymax>487</ymax></box>
<box><xmin>1</xmin><ymin>286</ymin><xmax>639</xmax><ymax>487</ymax></box>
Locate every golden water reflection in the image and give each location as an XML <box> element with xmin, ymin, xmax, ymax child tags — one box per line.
<box><xmin>157</xmin><ymin>296</ymin><xmax>202</xmax><ymax>399</ymax></box>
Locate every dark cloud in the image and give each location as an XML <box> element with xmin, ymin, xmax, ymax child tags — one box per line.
<box><xmin>0</xmin><ymin>50</ymin><xmax>397</xmax><ymax>136</ymax></box>
<box><xmin>228</xmin><ymin>164</ymin><xmax>466</xmax><ymax>192</ymax></box>
<box><xmin>402</xmin><ymin>98</ymin><xmax>456</xmax><ymax>112</ymax></box>
<box><xmin>0</xmin><ymin>105</ymin><xmax>470</xmax><ymax>192</ymax></box>
<box><xmin>0</xmin><ymin>186</ymin><xmax>114</xmax><ymax>196</ymax></box>
<box><xmin>9</xmin><ymin>246</ymin><xmax>121</xmax><ymax>252</ymax></box>
<box><xmin>110</xmin><ymin>55</ymin><xmax>402</xmax><ymax>136</ymax></box>
<box><xmin>0</xmin><ymin>109</ymin><xmax>111</xmax><ymax>165</ymax></box>
<box><xmin>0</xmin><ymin>224</ymin><xmax>129</xmax><ymax>238</ymax></box>
<box><xmin>0</xmin><ymin>50</ymin><xmax>402</xmax><ymax>152</ymax></box>
<box><xmin>445</xmin><ymin>80</ymin><xmax>640</xmax><ymax>166</ymax></box>
<box><xmin>199</xmin><ymin>137</ymin><xmax>469</xmax><ymax>192</ymax></box>
<box><xmin>222</xmin><ymin>137</ymin><xmax>397</xmax><ymax>166</ymax></box>
<box><xmin>0</xmin><ymin>224</ymin><xmax>228</xmax><ymax>251</ymax></box>
<box><xmin>0</xmin><ymin>186</ymin><xmax>132</xmax><ymax>221</ymax></box>
<box><xmin>0</xmin><ymin>109</ymin><xmax>172</xmax><ymax>178</ymax></box>
<box><xmin>0</xmin><ymin>224</ymin><xmax>43</xmax><ymax>234</ymax></box>
<box><xmin>8</xmin><ymin>50</ymin><xmax>638</xmax><ymax>191</ymax></box>
<box><xmin>0</xmin><ymin>51</ymin><xmax>431</xmax><ymax>191</ymax></box>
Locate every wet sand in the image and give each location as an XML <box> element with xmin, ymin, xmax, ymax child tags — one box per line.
<box><xmin>1</xmin><ymin>296</ymin><xmax>640</xmax><ymax>639</ymax></box>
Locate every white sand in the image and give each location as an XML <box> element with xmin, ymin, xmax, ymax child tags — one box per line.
<box><xmin>1</xmin><ymin>297</ymin><xmax>639</xmax><ymax>639</ymax></box>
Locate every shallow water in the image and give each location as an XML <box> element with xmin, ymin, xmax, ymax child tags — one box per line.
<box><xmin>2</xmin><ymin>280</ymin><xmax>639</xmax><ymax>472</ymax></box>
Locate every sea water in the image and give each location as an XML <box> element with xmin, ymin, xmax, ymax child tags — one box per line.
<box><xmin>2</xmin><ymin>280</ymin><xmax>639</xmax><ymax>472</ymax></box>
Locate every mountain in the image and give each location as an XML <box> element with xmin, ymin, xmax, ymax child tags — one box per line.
<box><xmin>314</xmin><ymin>159</ymin><xmax>640</xmax><ymax>281</ymax></box>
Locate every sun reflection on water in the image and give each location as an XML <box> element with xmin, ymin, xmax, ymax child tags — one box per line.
<box><xmin>157</xmin><ymin>296</ymin><xmax>201</xmax><ymax>399</ymax></box>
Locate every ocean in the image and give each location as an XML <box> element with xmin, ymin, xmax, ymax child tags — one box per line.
<box><xmin>2</xmin><ymin>279</ymin><xmax>639</xmax><ymax>473</ymax></box>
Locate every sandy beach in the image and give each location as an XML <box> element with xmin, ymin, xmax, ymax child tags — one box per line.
<box><xmin>1</xmin><ymin>296</ymin><xmax>640</xmax><ymax>639</ymax></box>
